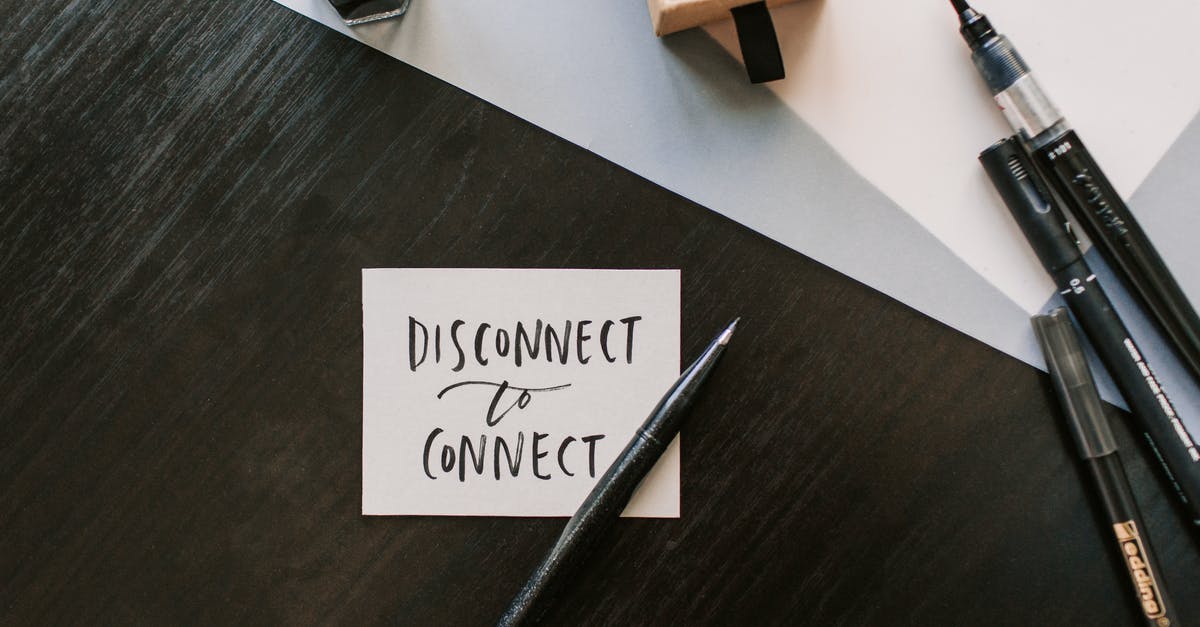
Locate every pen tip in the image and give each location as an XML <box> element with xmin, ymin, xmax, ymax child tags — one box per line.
<box><xmin>950</xmin><ymin>0</ymin><xmax>970</xmax><ymax>14</ymax></box>
<box><xmin>717</xmin><ymin>318</ymin><xmax>739</xmax><ymax>346</ymax></box>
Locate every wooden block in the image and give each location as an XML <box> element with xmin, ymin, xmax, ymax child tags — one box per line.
<box><xmin>647</xmin><ymin>0</ymin><xmax>802</xmax><ymax>36</ymax></box>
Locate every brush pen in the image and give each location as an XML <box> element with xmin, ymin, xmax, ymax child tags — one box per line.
<box><xmin>951</xmin><ymin>0</ymin><xmax>1200</xmax><ymax>389</ymax></box>
<box><xmin>1032</xmin><ymin>309</ymin><xmax>1176</xmax><ymax>627</ymax></box>
<box><xmin>497</xmin><ymin>319</ymin><xmax>738</xmax><ymax>627</ymax></box>
<box><xmin>980</xmin><ymin>137</ymin><xmax>1200</xmax><ymax>528</ymax></box>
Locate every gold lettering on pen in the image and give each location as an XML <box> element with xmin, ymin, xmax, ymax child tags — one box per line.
<box><xmin>1112</xmin><ymin>521</ymin><xmax>1166</xmax><ymax>621</ymax></box>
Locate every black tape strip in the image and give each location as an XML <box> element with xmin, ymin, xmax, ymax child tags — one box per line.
<box><xmin>730</xmin><ymin>2</ymin><xmax>785</xmax><ymax>84</ymax></box>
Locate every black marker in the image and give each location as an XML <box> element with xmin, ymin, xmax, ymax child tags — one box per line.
<box><xmin>1033</xmin><ymin>309</ymin><xmax>1176</xmax><ymax>627</ymax></box>
<box><xmin>497</xmin><ymin>319</ymin><xmax>738</xmax><ymax>627</ymax></box>
<box><xmin>980</xmin><ymin>137</ymin><xmax>1200</xmax><ymax>528</ymax></box>
<box><xmin>951</xmin><ymin>0</ymin><xmax>1200</xmax><ymax>389</ymax></box>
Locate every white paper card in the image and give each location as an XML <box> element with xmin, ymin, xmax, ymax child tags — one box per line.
<box><xmin>362</xmin><ymin>269</ymin><xmax>681</xmax><ymax>517</ymax></box>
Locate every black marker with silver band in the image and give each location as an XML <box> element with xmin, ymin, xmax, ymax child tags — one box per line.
<box><xmin>952</xmin><ymin>0</ymin><xmax>1200</xmax><ymax>391</ymax></box>
<box><xmin>980</xmin><ymin>137</ymin><xmax>1200</xmax><ymax>528</ymax></box>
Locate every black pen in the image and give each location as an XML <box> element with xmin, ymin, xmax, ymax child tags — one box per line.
<box><xmin>1033</xmin><ymin>309</ymin><xmax>1176</xmax><ymax>627</ymax></box>
<box><xmin>980</xmin><ymin>137</ymin><xmax>1200</xmax><ymax>528</ymax></box>
<box><xmin>497</xmin><ymin>319</ymin><xmax>738</xmax><ymax>627</ymax></box>
<box><xmin>951</xmin><ymin>0</ymin><xmax>1200</xmax><ymax>388</ymax></box>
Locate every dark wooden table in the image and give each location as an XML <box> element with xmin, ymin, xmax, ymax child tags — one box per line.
<box><xmin>3</xmin><ymin>1</ymin><xmax>1197</xmax><ymax>624</ymax></box>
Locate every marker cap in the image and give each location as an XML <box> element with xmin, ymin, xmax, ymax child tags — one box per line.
<box><xmin>329</xmin><ymin>0</ymin><xmax>410</xmax><ymax>25</ymax></box>
<box><xmin>1032</xmin><ymin>308</ymin><xmax>1117</xmax><ymax>460</ymax></box>
<box><xmin>979</xmin><ymin>137</ymin><xmax>1081</xmax><ymax>275</ymax></box>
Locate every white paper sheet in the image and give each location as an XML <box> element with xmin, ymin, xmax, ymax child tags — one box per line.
<box><xmin>362</xmin><ymin>269</ymin><xmax>681</xmax><ymax>517</ymax></box>
<box><xmin>706</xmin><ymin>0</ymin><xmax>1200</xmax><ymax>313</ymax></box>
<box><xmin>277</xmin><ymin>0</ymin><xmax>1200</xmax><ymax>433</ymax></box>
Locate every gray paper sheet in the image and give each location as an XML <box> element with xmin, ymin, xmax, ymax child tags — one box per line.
<box><xmin>271</xmin><ymin>0</ymin><xmax>1200</xmax><ymax>433</ymax></box>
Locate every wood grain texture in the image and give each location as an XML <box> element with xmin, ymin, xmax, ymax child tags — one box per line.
<box><xmin>1</xmin><ymin>1</ymin><xmax>1197</xmax><ymax>625</ymax></box>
